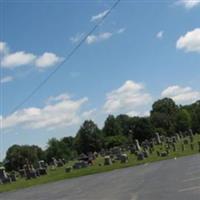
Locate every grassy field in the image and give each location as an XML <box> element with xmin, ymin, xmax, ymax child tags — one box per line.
<box><xmin>0</xmin><ymin>134</ymin><xmax>200</xmax><ymax>193</ymax></box>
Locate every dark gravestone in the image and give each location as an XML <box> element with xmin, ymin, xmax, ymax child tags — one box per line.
<box><xmin>0</xmin><ymin>167</ymin><xmax>11</xmax><ymax>184</ymax></box>
<box><xmin>137</xmin><ymin>152</ymin><xmax>145</xmax><ymax>161</ymax></box>
<box><xmin>160</xmin><ymin>152</ymin><xmax>168</xmax><ymax>157</ymax></box>
<box><xmin>9</xmin><ymin>171</ymin><xmax>17</xmax><ymax>182</ymax></box>
<box><xmin>120</xmin><ymin>154</ymin><xmax>128</xmax><ymax>164</ymax></box>
<box><xmin>73</xmin><ymin>161</ymin><xmax>88</xmax><ymax>169</ymax></box>
<box><xmin>143</xmin><ymin>150</ymin><xmax>149</xmax><ymax>158</ymax></box>
<box><xmin>156</xmin><ymin>151</ymin><xmax>160</xmax><ymax>157</ymax></box>
<box><xmin>104</xmin><ymin>156</ymin><xmax>112</xmax><ymax>166</ymax></box>
<box><xmin>184</xmin><ymin>139</ymin><xmax>189</xmax><ymax>145</ymax></box>
<box><xmin>57</xmin><ymin>159</ymin><xmax>64</xmax><ymax>167</ymax></box>
<box><xmin>65</xmin><ymin>166</ymin><xmax>72</xmax><ymax>173</ymax></box>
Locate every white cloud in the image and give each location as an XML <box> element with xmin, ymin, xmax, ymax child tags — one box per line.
<box><xmin>176</xmin><ymin>0</ymin><xmax>200</xmax><ymax>9</ymax></box>
<box><xmin>156</xmin><ymin>31</ymin><xmax>164</xmax><ymax>39</ymax></box>
<box><xmin>0</xmin><ymin>42</ymin><xmax>63</xmax><ymax>70</ymax></box>
<box><xmin>46</xmin><ymin>93</ymin><xmax>71</xmax><ymax>104</ymax></box>
<box><xmin>86</xmin><ymin>32</ymin><xmax>113</xmax><ymax>44</ymax></box>
<box><xmin>0</xmin><ymin>41</ymin><xmax>9</xmax><ymax>54</ymax></box>
<box><xmin>1</xmin><ymin>94</ymin><xmax>88</xmax><ymax>130</ymax></box>
<box><xmin>91</xmin><ymin>9</ymin><xmax>109</xmax><ymax>22</ymax></box>
<box><xmin>103</xmin><ymin>80</ymin><xmax>152</xmax><ymax>115</ymax></box>
<box><xmin>117</xmin><ymin>28</ymin><xmax>126</xmax><ymax>34</ymax></box>
<box><xmin>35</xmin><ymin>52</ymin><xmax>63</xmax><ymax>69</ymax></box>
<box><xmin>82</xmin><ymin>109</ymin><xmax>97</xmax><ymax>119</ymax></box>
<box><xmin>70</xmin><ymin>33</ymin><xmax>85</xmax><ymax>44</ymax></box>
<box><xmin>161</xmin><ymin>85</ymin><xmax>200</xmax><ymax>105</ymax></box>
<box><xmin>0</xmin><ymin>76</ymin><xmax>14</xmax><ymax>84</ymax></box>
<box><xmin>1</xmin><ymin>51</ymin><xmax>36</xmax><ymax>69</ymax></box>
<box><xmin>176</xmin><ymin>28</ymin><xmax>200</xmax><ymax>53</ymax></box>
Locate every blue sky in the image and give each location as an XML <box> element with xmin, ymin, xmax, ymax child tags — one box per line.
<box><xmin>0</xmin><ymin>0</ymin><xmax>200</xmax><ymax>160</ymax></box>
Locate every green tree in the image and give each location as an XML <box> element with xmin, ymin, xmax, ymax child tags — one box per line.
<box><xmin>45</xmin><ymin>138</ymin><xmax>73</xmax><ymax>162</ymax></box>
<box><xmin>75</xmin><ymin>120</ymin><xmax>103</xmax><ymax>154</ymax></box>
<box><xmin>176</xmin><ymin>109</ymin><xmax>191</xmax><ymax>132</ymax></box>
<box><xmin>116</xmin><ymin>114</ymin><xmax>131</xmax><ymax>136</ymax></box>
<box><xmin>103</xmin><ymin>115</ymin><xmax>122</xmax><ymax>136</ymax></box>
<box><xmin>134</xmin><ymin>117</ymin><xmax>154</xmax><ymax>142</ymax></box>
<box><xmin>4</xmin><ymin>145</ymin><xmax>44</xmax><ymax>171</ymax></box>
<box><xmin>150</xmin><ymin>98</ymin><xmax>178</xmax><ymax>136</ymax></box>
<box><xmin>104</xmin><ymin>135</ymin><xmax>128</xmax><ymax>149</ymax></box>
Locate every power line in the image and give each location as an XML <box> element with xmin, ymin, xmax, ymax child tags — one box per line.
<box><xmin>8</xmin><ymin>0</ymin><xmax>121</xmax><ymax>116</ymax></box>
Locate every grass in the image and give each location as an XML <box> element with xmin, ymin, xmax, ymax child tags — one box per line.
<box><xmin>0</xmin><ymin>134</ymin><xmax>200</xmax><ymax>193</ymax></box>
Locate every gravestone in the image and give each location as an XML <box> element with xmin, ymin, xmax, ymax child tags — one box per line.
<box><xmin>137</xmin><ymin>152</ymin><xmax>145</xmax><ymax>161</ymax></box>
<box><xmin>9</xmin><ymin>171</ymin><xmax>17</xmax><ymax>182</ymax></box>
<box><xmin>65</xmin><ymin>166</ymin><xmax>72</xmax><ymax>173</ymax></box>
<box><xmin>134</xmin><ymin>140</ymin><xmax>141</xmax><ymax>151</ymax></box>
<box><xmin>160</xmin><ymin>152</ymin><xmax>168</xmax><ymax>157</ymax></box>
<box><xmin>0</xmin><ymin>167</ymin><xmax>11</xmax><ymax>184</ymax></box>
<box><xmin>104</xmin><ymin>156</ymin><xmax>112</xmax><ymax>165</ymax></box>
<box><xmin>73</xmin><ymin>161</ymin><xmax>88</xmax><ymax>169</ymax></box>
<box><xmin>176</xmin><ymin>133</ymin><xmax>181</xmax><ymax>141</ymax></box>
<box><xmin>120</xmin><ymin>154</ymin><xmax>128</xmax><ymax>163</ymax></box>
<box><xmin>155</xmin><ymin>132</ymin><xmax>162</xmax><ymax>144</ymax></box>
<box><xmin>143</xmin><ymin>150</ymin><xmax>149</xmax><ymax>158</ymax></box>
<box><xmin>183</xmin><ymin>139</ymin><xmax>189</xmax><ymax>145</ymax></box>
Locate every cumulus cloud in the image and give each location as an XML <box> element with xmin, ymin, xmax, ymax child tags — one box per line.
<box><xmin>85</xmin><ymin>28</ymin><xmax>125</xmax><ymax>45</ymax></box>
<box><xmin>1</xmin><ymin>94</ymin><xmax>88</xmax><ymax>130</ymax></box>
<box><xmin>156</xmin><ymin>31</ymin><xmax>164</xmax><ymax>39</ymax></box>
<box><xmin>91</xmin><ymin>9</ymin><xmax>109</xmax><ymax>22</ymax></box>
<box><xmin>0</xmin><ymin>41</ymin><xmax>9</xmax><ymax>54</ymax></box>
<box><xmin>35</xmin><ymin>52</ymin><xmax>63</xmax><ymax>69</ymax></box>
<box><xmin>176</xmin><ymin>0</ymin><xmax>200</xmax><ymax>9</ymax></box>
<box><xmin>86</xmin><ymin>32</ymin><xmax>113</xmax><ymax>44</ymax></box>
<box><xmin>1</xmin><ymin>51</ymin><xmax>36</xmax><ymax>69</ymax></box>
<box><xmin>103</xmin><ymin>80</ymin><xmax>152</xmax><ymax>115</ymax></box>
<box><xmin>176</xmin><ymin>28</ymin><xmax>200</xmax><ymax>53</ymax></box>
<box><xmin>0</xmin><ymin>41</ymin><xmax>63</xmax><ymax>70</ymax></box>
<box><xmin>161</xmin><ymin>85</ymin><xmax>200</xmax><ymax>105</ymax></box>
<box><xmin>81</xmin><ymin>109</ymin><xmax>97</xmax><ymax>119</ymax></box>
<box><xmin>0</xmin><ymin>76</ymin><xmax>14</xmax><ymax>84</ymax></box>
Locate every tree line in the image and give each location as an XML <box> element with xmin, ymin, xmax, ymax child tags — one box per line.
<box><xmin>4</xmin><ymin>98</ymin><xmax>200</xmax><ymax>171</ymax></box>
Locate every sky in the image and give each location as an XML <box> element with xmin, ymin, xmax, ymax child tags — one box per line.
<box><xmin>0</xmin><ymin>0</ymin><xmax>200</xmax><ymax>160</ymax></box>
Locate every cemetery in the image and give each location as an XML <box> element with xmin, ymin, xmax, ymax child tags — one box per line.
<box><xmin>0</xmin><ymin>133</ymin><xmax>200</xmax><ymax>193</ymax></box>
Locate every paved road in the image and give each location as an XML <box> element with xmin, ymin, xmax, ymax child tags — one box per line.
<box><xmin>1</xmin><ymin>155</ymin><xmax>200</xmax><ymax>200</ymax></box>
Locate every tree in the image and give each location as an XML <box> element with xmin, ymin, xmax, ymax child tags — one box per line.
<box><xmin>176</xmin><ymin>109</ymin><xmax>191</xmax><ymax>132</ymax></box>
<box><xmin>134</xmin><ymin>117</ymin><xmax>154</xmax><ymax>142</ymax></box>
<box><xmin>150</xmin><ymin>98</ymin><xmax>178</xmax><ymax>136</ymax></box>
<box><xmin>116</xmin><ymin>114</ymin><xmax>131</xmax><ymax>136</ymax></box>
<box><xmin>184</xmin><ymin>101</ymin><xmax>200</xmax><ymax>133</ymax></box>
<box><xmin>45</xmin><ymin>138</ymin><xmax>74</xmax><ymax>162</ymax></box>
<box><xmin>75</xmin><ymin>120</ymin><xmax>103</xmax><ymax>154</ymax></box>
<box><xmin>104</xmin><ymin>135</ymin><xmax>128</xmax><ymax>149</ymax></box>
<box><xmin>4</xmin><ymin>145</ymin><xmax>44</xmax><ymax>171</ymax></box>
<box><xmin>103</xmin><ymin>115</ymin><xmax>122</xmax><ymax>136</ymax></box>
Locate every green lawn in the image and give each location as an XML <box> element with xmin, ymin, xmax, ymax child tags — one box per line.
<box><xmin>0</xmin><ymin>134</ymin><xmax>200</xmax><ymax>193</ymax></box>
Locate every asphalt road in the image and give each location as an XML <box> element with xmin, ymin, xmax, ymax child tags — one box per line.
<box><xmin>1</xmin><ymin>155</ymin><xmax>200</xmax><ymax>200</ymax></box>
